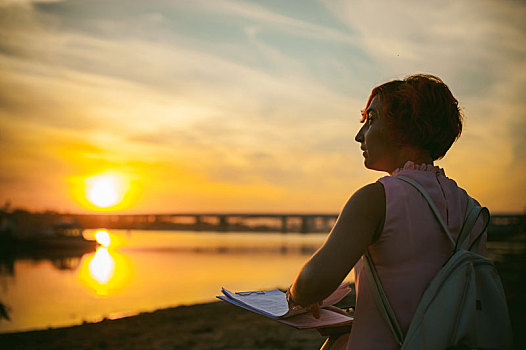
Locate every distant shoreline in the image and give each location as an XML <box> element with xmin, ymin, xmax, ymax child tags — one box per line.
<box><xmin>3</xmin><ymin>209</ymin><xmax>524</xmax><ymax>234</ymax></box>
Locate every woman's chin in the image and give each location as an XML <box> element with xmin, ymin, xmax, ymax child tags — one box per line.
<box><xmin>363</xmin><ymin>160</ymin><xmax>387</xmax><ymax>173</ymax></box>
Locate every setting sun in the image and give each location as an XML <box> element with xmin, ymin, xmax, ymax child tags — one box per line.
<box><xmin>69</xmin><ymin>171</ymin><xmax>141</xmax><ymax>212</ymax></box>
<box><xmin>86</xmin><ymin>175</ymin><xmax>123</xmax><ymax>208</ymax></box>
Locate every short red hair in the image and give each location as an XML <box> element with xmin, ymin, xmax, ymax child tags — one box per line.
<box><xmin>363</xmin><ymin>74</ymin><xmax>463</xmax><ymax>160</ymax></box>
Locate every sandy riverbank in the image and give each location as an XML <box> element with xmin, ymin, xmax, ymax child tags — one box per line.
<box><xmin>0</xmin><ymin>300</ymin><xmax>331</xmax><ymax>350</ymax></box>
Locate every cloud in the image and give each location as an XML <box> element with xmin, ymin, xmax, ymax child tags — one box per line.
<box><xmin>0</xmin><ymin>0</ymin><xmax>62</xmax><ymax>8</ymax></box>
<box><xmin>322</xmin><ymin>0</ymin><xmax>526</xmax><ymax>87</ymax></box>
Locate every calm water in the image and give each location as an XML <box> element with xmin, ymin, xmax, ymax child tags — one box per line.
<box><xmin>0</xmin><ymin>229</ymin><xmax>354</xmax><ymax>333</ymax></box>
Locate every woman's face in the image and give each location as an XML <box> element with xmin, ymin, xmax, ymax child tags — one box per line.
<box><xmin>355</xmin><ymin>95</ymin><xmax>400</xmax><ymax>173</ymax></box>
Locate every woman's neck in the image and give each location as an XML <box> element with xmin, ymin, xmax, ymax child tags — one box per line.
<box><xmin>388</xmin><ymin>147</ymin><xmax>434</xmax><ymax>175</ymax></box>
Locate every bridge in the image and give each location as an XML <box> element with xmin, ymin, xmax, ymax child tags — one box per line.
<box><xmin>71</xmin><ymin>213</ymin><xmax>340</xmax><ymax>233</ymax></box>
<box><xmin>69</xmin><ymin>212</ymin><xmax>525</xmax><ymax>235</ymax></box>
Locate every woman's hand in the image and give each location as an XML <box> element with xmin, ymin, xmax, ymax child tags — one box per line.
<box><xmin>286</xmin><ymin>288</ymin><xmax>323</xmax><ymax>319</ymax></box>
<box><xmin>305</xmin><ymin>301</ymin><xmax>323</xmax><ymax>319</ymax></box>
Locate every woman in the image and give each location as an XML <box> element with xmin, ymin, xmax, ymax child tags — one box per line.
<box><xmin>286</xmin><ymin>74</ymin><xmax>486</xmax><ymax>349</ymax></box>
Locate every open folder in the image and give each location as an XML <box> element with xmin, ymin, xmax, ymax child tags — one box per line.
<box><xmin>217</xmin><ymin>283</ymin><xmax>354</xmax><ymax>330</ymax></box>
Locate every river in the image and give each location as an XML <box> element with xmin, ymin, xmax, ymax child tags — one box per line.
<box><xmin>0</xmin><ymin>229</ymin><xmax>353</xmax><ymax>333</ymax></box>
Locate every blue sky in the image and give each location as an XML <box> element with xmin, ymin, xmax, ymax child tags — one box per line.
<box><xmin>0</xmin><ymin>0</ymin><xmax>524</xmax><ymax>213</ymax></box>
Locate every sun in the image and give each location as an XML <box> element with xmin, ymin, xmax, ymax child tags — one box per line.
<box><xmin>70</xmin><ymin>171</ymin><xmax>140</xmax><ymax>211</ymax></box>
<box><xmin>85</xmin><ymin>174</ymin><xmax>123</xmax><ymax>208</ymax></box>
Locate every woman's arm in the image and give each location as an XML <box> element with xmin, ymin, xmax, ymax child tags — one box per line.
<box><xmin>289</xmin><ymin>182</ymin><xmax>385</xmax><ymax>306</ymax></box>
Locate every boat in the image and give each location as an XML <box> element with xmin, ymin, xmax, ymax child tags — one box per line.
<box><xmin>26</xmin><ymin>221</ymin><xmax>97</xmax><ymax>250</ymax></box>
<box><xmin>0</xmin><ymin>210</ymin><xmax>97</xmax><ymax>252</ymax></box>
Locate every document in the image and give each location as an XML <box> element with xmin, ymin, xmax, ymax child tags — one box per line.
<box><xmin>217</xmin><ymin>282</ymin><xmax>354</xmax><ymax>330</ymax></box>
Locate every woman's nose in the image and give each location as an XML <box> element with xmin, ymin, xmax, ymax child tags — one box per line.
<box><xmin>355</xmin><ymin>125</ymin><xmax>365</xmax><ymax>143</ymax></box>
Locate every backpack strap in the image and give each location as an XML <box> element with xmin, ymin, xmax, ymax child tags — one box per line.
<box><xmin>467</xmin><ymin>204</ymin><xmax>490</xmax><ymax>251</ymax></box>
<box><xmin>364</xmin><ymin>251</ymin><xmax>404</xmax><ymax>346</ymax></box>
<box><xmin>455</xmin><ymin>196</ymin><xmax>476</xmax><ymax>251</ymax></box>
<box><xmin>398</xmin><ymin>176</ymin><xmax>489</xmax><ymax>253</ymax></box>
<box><xmin>397</xmin><ymin>176</ymin><xmax>455</xmax><ymax>247</ymax></box>
<box><xmin>455</xmin><ymin>197</ymin><xmax>489</xmax><ymax>252</ymax></box>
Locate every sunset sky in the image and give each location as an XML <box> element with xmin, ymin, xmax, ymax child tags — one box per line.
<box><xmin>0</xmin><ymin>0</ymin><xmax>524</xmax><ymax>214</ymax></box>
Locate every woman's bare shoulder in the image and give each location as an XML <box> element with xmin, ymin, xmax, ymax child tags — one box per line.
<box><xmin>336</xmin><ymin>182</ymin><xmax>385</xmax><ymax>242</ymax></box>
<box><xmin>353</xmin><ymin>182</ymin><xmax>385</xmax><ymax>202</ymax></box>
<box><xmin>340</xmin><ymin>182</ymin><xmax>385</xmax><ymax>221</ymax></box>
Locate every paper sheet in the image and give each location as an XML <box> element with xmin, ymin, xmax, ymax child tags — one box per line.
<box><xmin>221</xmin><ymin>288</ymin><xmax>289</xmax><ymax>317</ymax></box>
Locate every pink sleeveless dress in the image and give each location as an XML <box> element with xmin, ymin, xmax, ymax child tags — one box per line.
<box><xmin>347</xmin><ymin>161</ymin><xmax>486</xmax><ymax>349</ymax></box>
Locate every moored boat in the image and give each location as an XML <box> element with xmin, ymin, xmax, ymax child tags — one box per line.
<box><xmin>1</xmin><ymin>210</ymin><xmax>97</xmax><ymax>252</ymax></box>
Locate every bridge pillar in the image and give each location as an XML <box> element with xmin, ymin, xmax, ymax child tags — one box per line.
<box><xmin>194</xmin><ymin>215</ymin><xmax>202</xmax><ymax>230</ymax></box>
<box><xmin>281</xmin><ymin>216</ymin><xmax>288</xmax><ymax>233</ymax></box>
<box><xmin>218</xmin><ymin>215</ymin><xmax>229</xmax><ymax>231</ymax></box>
<box><xmin>300</xmin><ymin>216</ymin><xmax>314</xmax><ymax>234</ymax></box>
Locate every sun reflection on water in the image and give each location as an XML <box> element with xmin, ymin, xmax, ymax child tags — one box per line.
<box><xmin>78</xmin><ymin>239</ymin><xmax>131</xmax><ymax>296</ymax></box>
<box><xmin>89</xmin><ymin>248</ymin><xmax>115</xmax><ymax>284</ymax></box>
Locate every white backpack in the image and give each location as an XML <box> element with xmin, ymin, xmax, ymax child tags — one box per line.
<box><xmin>364</xmin><ymin>176</ymin><xmax>513</xmax><ymax>349</ymax></box>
